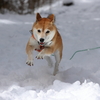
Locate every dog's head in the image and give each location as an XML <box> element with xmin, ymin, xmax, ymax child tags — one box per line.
<box><xmin>32</xmin><ymin>13</ymin><xmax>56</xmax><ymax>45</ymax></box>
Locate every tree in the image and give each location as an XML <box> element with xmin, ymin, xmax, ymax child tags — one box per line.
<box><xmin>0</xmin><ymin>0</ymin><xmax>55</xmax><ymax>14</ymax></box>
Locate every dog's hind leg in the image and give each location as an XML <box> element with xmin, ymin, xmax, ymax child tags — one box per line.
<box><xmin>44</xmin><ymin>56</ymin><xmax>53</xmax><ymax>67</ymax></box>
<box><xmin>53</xmin><ymin>50</ymin><xmax>61</xmax><ymax>75</ymax></box>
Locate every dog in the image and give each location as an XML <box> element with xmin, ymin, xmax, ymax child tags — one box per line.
<box><xmin>26</xmin><ymin>13</ymin><xmax>63</xmax><ymax>75</ymax></box>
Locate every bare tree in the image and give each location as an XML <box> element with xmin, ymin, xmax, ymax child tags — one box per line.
<box><xmin>0</xmin><ymin>0</ymin><xmax>55</xmax><ymax>14</ymax></box>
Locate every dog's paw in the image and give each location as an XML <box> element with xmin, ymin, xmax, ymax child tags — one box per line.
<box><xmin>53</xmin><ymin>67</ymin><xmax>58</xmax><ymax>76</ymax></box>
<box><xmin>53</xmin><ymin>71</ymin><xmax>57</xmax><ymax>76</ymax></box>
<box><xmin>36</xmin><ymin>53</ymin><xmax>44</xmax><ymax>59</ymax></box>
<box><xmin>26</xmin><ymin>60</ymin><xmax>33</xmax><ymax>66</ymax></box>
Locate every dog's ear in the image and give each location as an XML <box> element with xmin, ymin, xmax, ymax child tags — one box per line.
<box><xmin>36</xmin><ymin>13</ymin><xmax>42</xmax><ymax>21</ymax></box>
<box><xmin>47</xmin><ymin>14</ymin><xmax>55</xmax><ymax>23</ymax></box>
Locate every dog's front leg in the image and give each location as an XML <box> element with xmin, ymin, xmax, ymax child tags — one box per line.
<box><xmin>26</xmin><ymin>41</ymin><xmax>34</xmax><ymax>66</ymax></box>
<box><xmin>36</xmin><ymin>47</ymin><xmax>53</xmax><ymax>59</ymax></box>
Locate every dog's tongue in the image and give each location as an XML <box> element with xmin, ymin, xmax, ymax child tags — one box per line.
<box><xmin>39</xmin><ymin>42</ymin><xmax>44</xmax><ymax>45</ymax></box>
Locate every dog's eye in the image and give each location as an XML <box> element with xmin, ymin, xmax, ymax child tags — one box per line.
<box><xmin>37</xmin><ymin>30</ymin><xmax>41</xmax><ymax>33</ymax></box>
<box><xmin>46</xmin><ymin>31</ymin><xmax>50</xmax><ymax>34</ymax></box>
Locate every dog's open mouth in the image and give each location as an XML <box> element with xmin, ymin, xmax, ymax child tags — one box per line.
<box><xmin>38</xmin><ymin>42</ymin><xmax>45</xmax><ymax>46</ymax></box>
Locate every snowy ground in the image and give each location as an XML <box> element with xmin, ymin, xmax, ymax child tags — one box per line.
<box><xmin>0</xmin><ymin>0</ymin><xmax>100</xmax><ymax>100</ymax></box>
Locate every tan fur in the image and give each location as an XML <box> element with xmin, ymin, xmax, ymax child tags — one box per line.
<box><xmin>26</xmin><ymin>13</ymin><xmax>63</xmax><ymax>75</ymax></box>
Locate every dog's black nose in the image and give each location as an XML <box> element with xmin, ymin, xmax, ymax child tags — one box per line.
<box><xmin>40</xmin><ymin>38</ymin><xmax>44</xmax><ymax>42</ymax></box>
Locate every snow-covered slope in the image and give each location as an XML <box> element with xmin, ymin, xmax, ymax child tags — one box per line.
<box><xmin>0</xmin><ymin>0</ymin><xmax>100</xmax><ymax>99</ymax></box>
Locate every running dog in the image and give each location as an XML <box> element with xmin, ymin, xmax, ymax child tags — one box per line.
<box><xmin>26</xmin><ymin>13</ymin><xmax>63</xmax><ymax>75</ymax></box>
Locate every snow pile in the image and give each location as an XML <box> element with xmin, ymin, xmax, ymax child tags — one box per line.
<box><xmin>0</xmin><ymin>80</ymin><xmax>100</xmax><ymax>100</ymax></box>
<box><xmin>0</xmin><ymin>0</ymin><xmax>100</xmax><ymax>99</ymax></box>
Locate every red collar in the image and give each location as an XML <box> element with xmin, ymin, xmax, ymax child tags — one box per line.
<box><xmin>35</xmin><ymin>45</ymin><xmax>44</xmax><ymax>52</ymax></box>
<box><xmin>32</xmin><ymin>34</ymin><xmax>45</xmax><ymax>52</ymax></box>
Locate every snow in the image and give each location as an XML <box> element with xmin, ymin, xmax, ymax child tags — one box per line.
<box><xmin>0</xmin><ymin>0</ymin><xmax>100</xmax><ymax>99</ymax></box>
<box><xmin>0</xmin><ymin>81</ymin><xmax>100</xmax><ymax>100</ymax></box>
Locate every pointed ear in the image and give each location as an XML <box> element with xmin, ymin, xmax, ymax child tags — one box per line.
<box><xmin>36</xmin><ymin>13</ymin><xmax>42</xmax><ymax>21</ymax></box>
<box><xmin>47</xmin><ymin>14</ymin><xmax>55</xmax><ymax>23</ymax></box>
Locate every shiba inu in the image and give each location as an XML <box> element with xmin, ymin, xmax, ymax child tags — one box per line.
<box><xmin>26</xmin><ymin>13</ymin><xmax>63</xmax><ymax>75</ymax></box>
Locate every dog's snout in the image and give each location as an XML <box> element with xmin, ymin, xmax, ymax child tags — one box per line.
<box><xmin>40</xmin><ymin>38</ymin><xmax>44</xmax><ymax>42</ymax></box>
